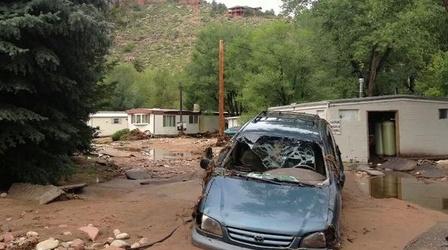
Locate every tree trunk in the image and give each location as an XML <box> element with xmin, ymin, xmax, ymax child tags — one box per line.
<box><xmin>443</xmin><ymin>0</ymin><xmax>448</xmax><ymax>13</ymax></box>
<box><xmin>366</xmin><ymin>47</ymin><xmax>392</xmax><ymax>96</ymax></box>
<box><xmin>367</xmin><ymin>52</ymin><xmax>381</xmax><ymax>96</ymax></box>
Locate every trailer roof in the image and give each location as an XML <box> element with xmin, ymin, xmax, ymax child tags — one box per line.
<box><xmin>269</xmin><ymin>95</ymin><xmax>448</xmax><ymax>110</ymax></box>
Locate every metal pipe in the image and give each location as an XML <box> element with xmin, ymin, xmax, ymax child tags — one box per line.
<box><xmin>359</xmin><ymin>78</ymin><xmax>365</xmax><ymax>98</ymax></box>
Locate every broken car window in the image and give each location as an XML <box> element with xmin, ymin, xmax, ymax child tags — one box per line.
<box><xmin>224</xmin><ymin>135</ymin><xmax>326</xmax><ymax>180</ymax></box>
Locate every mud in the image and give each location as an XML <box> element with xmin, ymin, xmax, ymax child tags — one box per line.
<box><xmin>1</xmin><ymin>138</ymin><xmax>447</xmax><ymax>250</ymax></box>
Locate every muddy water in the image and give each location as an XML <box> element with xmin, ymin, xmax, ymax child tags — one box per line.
<box><xmin>146</xmin><ymin>148</ymin><xmax>192</xmax><ymax>160</ymax></box>
<box><xmin>356</xmin><ymin>172</ymin><xmax>448</xmax><ymax>214</ymax></box>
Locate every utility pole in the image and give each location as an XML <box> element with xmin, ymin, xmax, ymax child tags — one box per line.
<box><xmin>179</xmin><ymin>82</ymin><xmax>184</xmax><ymax>135</ymax></box>
<box><xmin>217</xmin><ymin>39</ymin><xmax>225</xmax><ymax>144</ymax></box>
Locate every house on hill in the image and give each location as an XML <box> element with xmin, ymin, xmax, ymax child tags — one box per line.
<box><xmin>227</xmin><ymin>6</ymin><xmax>262</xmax><ymax>17</ymax></box>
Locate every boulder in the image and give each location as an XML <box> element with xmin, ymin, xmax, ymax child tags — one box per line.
<box><xmin>364</xmin><ymin>169</ymin><xmax>385</xmax><ymax>176</ymax></box>
<box><xmin>109</xmin><ymin>240</ymin><xmax>129</xmax><ymax>248</ymax></box>
<box><xmin>36</xmin><ymin>238</ymin><xmax>59</xmax><ymax>250</ymax></box>
<box><xmin>404</xmin><ymin>222</ymin><xmax>448</xmax><ymax>250</ymax></box>
<box><xmin>130</xmin><ymin>243</ymin><xmax>140</xmax><ymax>249</ymax></box>
<box><xmin>0</xmin><ymin>243</ymin><xmax>5</xmax><ymax>250</ymax></box>
<box><xmin>0</xmin><ymin>193</ymin><xmax>6</xmax><ymax>198</ymax></box>
<box><xmin>115</xmin><ymin>233</ymin><xmax>129</xmax><ymax>240</ymax></box>
<box><xmin>79</xmin><ymin>225</ymin><xmax>99</xmax><ymax>241</ymax></box>
<box><xmin>381</xmin><ymin>158</ymin><xmax>417</xmax><ymax>171</ymax></box>
<box><xmin>8</xmin><ymin>183</ymin><xmax>64</xmax><ymax>205</ymax></box>
<box><xmin>125</xmin><ymin>169</ymin><xmax>150</xmax><ymax>180</ymax></box>
<box><xmin>26</xmin><ymin>231</ymin><xmax>39</xmax><ymax>237</ymax></box>
<box><xmin>112</xmin><ymin>230</ymin><xmax>120</xmax><ymax>238</ymax></box>
<box><xmin>102</xmin><ymin>246</ymin><xmax>124</xmax><ymax>250</ymax></box>
<box><xmin>436</xmin><ymin>160</ymin><xmax>448</xmax><ymax>168</ymax></box>
<box><xmin>3</xmin><ymin>232</ymin><xmax>14</xmax><ymax>243</ymax></box>
<box><xmin>70</xmin><ymin>239</ymin><xmax>85</xmax><ymax>250</ymax></box>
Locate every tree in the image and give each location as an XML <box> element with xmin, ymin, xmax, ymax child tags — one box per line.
<box><xmin>0</xmin><ymin>0</ymin><xmax>111</xmax><ymax>184</ymax></box>
<box><xmin>241</xmin><ymin>21</ymin><xmax>315</xmax><ymax>113</ymax></box>
<box><xmin>416</xmin><ymin>51</ymin><xmax>448</xmax><ymax>96</ymax></box>
<box><xmin>315</xmin><ymin>0</ymin><xmax>444</xmax><ymax>96</ymax></box>
<box><xmin>185</xmin><ymin>22</ymin><xmax>250</xmax><ymax>115</ymax></box>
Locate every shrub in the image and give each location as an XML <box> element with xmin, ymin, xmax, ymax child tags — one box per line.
<box><xmin>112</xmin><ymin>129</ymin><xmax>130</xmax><ymax>141</ymax></box>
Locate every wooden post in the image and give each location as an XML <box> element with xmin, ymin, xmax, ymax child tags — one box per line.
<box><xmin>218</xmin><ymin>40</ymin><xmax>225</xmax><ymax>144</ymax></box>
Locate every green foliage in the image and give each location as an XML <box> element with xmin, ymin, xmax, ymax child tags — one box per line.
<box><xmin>0</xmin><ymin>0</ymin><xmax>111</xmax><ymax>184</ymax></box>
<box><xmin>417</xmin><ymin>51</ymin><xmax>448</xmax><ymax>96</ymax></box>
<box><xmin>112</xmin><ymin>128</ymin><xmax>130</xmax><ymax>141</ymax></box>
<box><xmin>100</xmin><ymin>63</ymin><xmax>180</xmax><ymax>110</ymax></box>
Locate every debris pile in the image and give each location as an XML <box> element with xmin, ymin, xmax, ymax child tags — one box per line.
<box><xmin>0</xmin><ymin>226</ymin><xmax>154</xmax><ymax>250</ymax></box>
<box><xmin>355</xmin><ymin>158</ymin><xmax>448</xmax><ymax>180</ymax></box>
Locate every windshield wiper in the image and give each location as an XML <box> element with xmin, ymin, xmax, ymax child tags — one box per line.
<box><xmin>270</xmin><ymin>178</ymin><xmax>315</xmax><ymax>187</ymax></box>
<box><xmin>229</xmin><ymin>172</ymin><xmax>283</xmax><ymax>185</ymax></box>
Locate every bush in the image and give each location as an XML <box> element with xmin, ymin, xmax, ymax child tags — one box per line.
<box><xmin>112</xmin><ymin>129</ymin><xmax>130</xmax><ymax>141</ymax></box>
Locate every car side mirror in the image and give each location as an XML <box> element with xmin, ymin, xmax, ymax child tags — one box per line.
<box><xmin>200</xmin><ymin>158</ymin><xmax>213</xmax><ymax>170</ymax></box>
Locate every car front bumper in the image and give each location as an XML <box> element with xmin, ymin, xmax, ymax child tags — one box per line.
<box><xmin>192</xmin><ymin>226</ymin><xmax>330</xmax><ymax>250</ymax></box>
<box><xmin>192</xmin><ymin>226</ymin><xmax>250</xmax><ymax>250</ymax></box>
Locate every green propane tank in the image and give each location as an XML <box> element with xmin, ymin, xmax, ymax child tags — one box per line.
<box><xmin>382</xmin><ymin>121</ymin><xmax>396</xmax><ymax>156</ymax></box>
<box><xmin>375</xmin><ymin>122</ymin><xmax>384</xmax><ymax>156</ymax></box>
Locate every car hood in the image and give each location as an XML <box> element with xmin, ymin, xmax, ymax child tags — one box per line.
<box><xmin>201</xmin><ymin>176</ymin><xmax>331</xmax><ymax>236</ymax></box>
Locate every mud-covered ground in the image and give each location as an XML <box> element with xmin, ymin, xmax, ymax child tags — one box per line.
<box><xmin>1</xmin><ymin>138</ymin><xmax>447</xmax><ymax>250</ymax></box>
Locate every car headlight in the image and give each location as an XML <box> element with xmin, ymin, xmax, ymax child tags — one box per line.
<box><xmin>300</xmin><ymin>232</ymin><xmax>326</xmax><ymax>248</ymax></box>
<box><xmin>200</xmin><ymin>214</ymin><xmax>223</xmax><ymax>236</ymax></box>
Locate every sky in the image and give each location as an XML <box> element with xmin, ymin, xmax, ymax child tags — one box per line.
<box><xmin>206</xmin><ymin>0</ymin><xmax>284</xmax><ymax>14</ymax></box>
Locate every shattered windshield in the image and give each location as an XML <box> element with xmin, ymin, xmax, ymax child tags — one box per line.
<box><xmin>223</xmin><ymin>135</ymin><xmax>327</xmax><ymax>184</ymax></box>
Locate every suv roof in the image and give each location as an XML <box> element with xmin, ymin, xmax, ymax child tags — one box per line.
<box><xmin>237</xmin><ymin>111</ymin><xmax>327</xmax><ymax>142</ymax></box>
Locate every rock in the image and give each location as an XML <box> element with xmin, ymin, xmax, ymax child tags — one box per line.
<box><xmin>125</xmin><ymin>169</ymin><xmax>150</xmax><ymax>180</ymax></box>
<box><xmin>404</xmin><ymin>222</ymin><xmax>448</xmax><ymax>250</ymax></box>
<box><xmin>413</xmin><ymin>165</ymin><xmax>448</xmax><ymax>178</ymax></box>
<box><xmin>0</xmin><ymin>193</ymin><xmax>6</xmax><ymax>198</ymax></box>
<box><xmin>106</xmin><ymin>237</ymin><xmax>114</xmax><ymax>244</ymax></box>
<box><xmin>138</xmin><ymin>238</ymin><xmax>149</xmax><ymax>245</ymax></box>
<box><xmin>26</xmin><ymin>231</ymin><xmax>39</xmax><ymax>237</ymax></box>
<box><xmin>115</xmin><ymin>233</ymin><xmax>129</xmax><ymax>240</ymax></box>
<box><xmin>102</xmin><ymin>246</ymin><xmax>124</xmax><ymax>250</ymax></box>
<box><xmin>109</xmin><ymin>240</ymin><xmax>129</xmax><ymax>248</ymax></box>
<box><xmin>130</xmin><ymin>243</ymin><xmax>140</xmax><ymax>249</ymax></box>
<box><xmin>112</xmin><ymin>229</ymin><xmax>120</xmax><ymax>237</ymax></box>
<box><xmin>364</xmin><ymin>169</ymin><xmax>385</xmax><ymax>176</ymax></box>
<box><xmin>17</xmin><ymin>236</ymin><xmax>39</xmax><ymax>248</ymax></box>
<box><xmin>88</xmin><ymin>243</ymin><xmax>103</xmax><ymax>249</ymax></box>
<box><xmin>0</xmin><ymin>243</ymin><xmax>5</xmax><ymax>250</ymax></box>
<box><xmin>58</xmin><ymin>224</ymin><xmax>68</xmax><ymax>228</ymax></box>
<box><xmin>63</xmin><ymin>231</ymin><xmax>72</xmax><ymax>236</ymax></box>
<box><xmin>381</xmin><ymin>158</ymin><xmax>417</xmax><ymax>171</ymax></box>
<box><xmin>79</xmin><ymin>225</ymin><xmax>99</xmax><ymax>241</ymax></box>
<box><xmin>60</xmin><ymin>242</ymin><xmax>71</xmax><ymax>248</ymax></box>
<box><xmin>3</xmin><ymin>232</ymin><xmax>14</xmax><ymax>243</ymax></box>
<box><xmin>57</xmin><ymin>183</ymin><xmax>87</xmax><ymax>193</ymax></box>
<box><xmin>8</xmin><ymin>183</ymin><xmax>65</xmax><ymax>205</ymax></box>
<box><xmin>436</xmin><ymin>160</ymin><xmax>448</xmax><ymax>168</ymax></box>
<box><xmin>36</xmin><ymin>238</ymin><xmax>59</xmax><ymax>250</ymax></box>
<box><xmin>70</xmin><ymin>239</ymin><xmax>85</xmax><ymax>250</ymax></box>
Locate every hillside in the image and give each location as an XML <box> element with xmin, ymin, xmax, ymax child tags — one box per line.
<box><xmin>108</xmin><ymin>2</ymin><xmax>278</xmax><ymax>70</ymax></box>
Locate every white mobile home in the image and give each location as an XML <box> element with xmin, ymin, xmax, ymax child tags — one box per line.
<box><xmin>269</xmin><ymin>95</ymin><xmax>448</xmax><ymax>163</ymax></box>
<box><xmin>88</xmin><ymin>111</ymin><xmax>128</xmax><ymax>136</ymax></box>
<box><xmin>127</xmin><ymin>108</ymin><xmax>219</xmax><ymax>136</ymax></box>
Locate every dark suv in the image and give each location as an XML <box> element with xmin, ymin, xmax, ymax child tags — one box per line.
<box><xmin>192</xmin><ymin>111</ymin><xmax>345</xmax><ymax>250</ymax></box>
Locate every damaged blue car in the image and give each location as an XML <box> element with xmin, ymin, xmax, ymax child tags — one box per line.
<box><xmin>192</xmin><ymin>111</ymin><xmax>345</xmax><ymax>250</ymax></box>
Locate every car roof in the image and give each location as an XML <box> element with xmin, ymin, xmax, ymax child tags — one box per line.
<box><xmin>237</xmin><ymin>111</ymin><xmax>326</xmax><ymax>142</ymax></box>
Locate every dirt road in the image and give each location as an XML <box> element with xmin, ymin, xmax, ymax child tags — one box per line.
<box><xmin>1</xmin><ymin>138</ymin><xmax>447</xmax><ymax>249</ymax></box>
